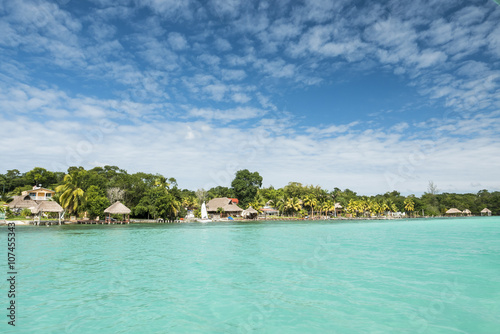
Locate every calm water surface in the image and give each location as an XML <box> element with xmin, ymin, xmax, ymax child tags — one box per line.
<box><xmin>1</xmin><ymin>218</ymin><xmax>499</xmax><ymax>333</ymax></box>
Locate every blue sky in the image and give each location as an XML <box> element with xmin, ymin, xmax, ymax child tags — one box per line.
<box><xmin>1</xmin><ymin>0</ymin><xmax>499</xmax><ymax>195</ymax></box>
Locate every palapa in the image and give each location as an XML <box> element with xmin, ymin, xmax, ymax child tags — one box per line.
<box><xmin>104</xmin><ymin>201</ymin><xmax>131</xmax><ymax>224</ymax></box>
<box><xmin>32</xmin><ymin>201</ymin><xmax>64</xmax><ymax>214</ymax></box>
<box><xmin>245</xmin><ymin>206</ymin><xmax>258</xmax><ymax>214</ymax></box>
<box><xmin>32</xmin><ymin>200</ymin><xmax>64</xmax><ymax>225</ymax></box>
<box><xmin>481</xmin><ymin>208</ymin><xmax>492</xmax><ymax>216</ymax></box>
<box><xmin>104</xmin><ymin>201</ymin><xmax>131</xmax><ymax>214</ymax></box>
<box><xmin>242</xmin><ymin>206</ymin><xmax>258</xmax><ymax>219</ymax></box>
<box><xmin>7</xmin><ymin>195</ymin><xmax>38</xmax><ymax>209</ymax></box>
<box><xmin>446</xmin><ymin>208</ymin><xmax>462</xmax><ymax>214</ymax></box>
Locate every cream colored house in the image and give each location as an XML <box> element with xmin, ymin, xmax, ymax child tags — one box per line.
<box><xmin>22</xmin><ymin>186</ymin><xmax>55</xmax><ymax>201</ymax></box>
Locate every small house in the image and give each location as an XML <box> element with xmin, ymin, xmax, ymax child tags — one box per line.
<box><xmin>22</xmin><ymin>186</ymin><xmax>55</xmax><ymax>201</ymax></box>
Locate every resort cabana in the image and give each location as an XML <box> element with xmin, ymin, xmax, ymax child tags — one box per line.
<box><xmin>104</xmin><ymin>201</ymin><xmax>131</xmax><ymax>224</ymax></box>
<box><xmin>446</xmin><ymin>208</ymin><xmax>462</xmax><ymax>216</ymax></box>
<box><xmin>32</xmin><ymin>201</ymin><xmax>64</xmax><ymax>225</ymax></box>
<box><xmin>481</xmin><ymin>208</ymin><xmax>492</xmax><ymax>216</ymax></box>
<box><xmin>242</xmin><ymin>206</ymin><xmax>258</xmax><ymax>219</ymax></box>
<box><xmin>462</xmin><ymin>209</ymin><xmax>472</xmax><ymax>216</ymax></box>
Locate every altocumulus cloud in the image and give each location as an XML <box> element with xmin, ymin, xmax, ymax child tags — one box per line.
<box><xmin>0</xmin><ymin>0</ymin><xmax>499</xmax><ymax>195</ymax></box>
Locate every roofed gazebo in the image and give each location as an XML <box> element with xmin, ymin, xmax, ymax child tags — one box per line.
<box><xmin>462</xmin><ymin>209</ymin><xmax>472</xmax><ymax>216</ymax></box>
<box><xmin>481</xmin><ymin>208</ymin><xmax>492</xmax><ymax>216</ymax></box>
<box><xmin>242</xmin><ymin>206</ymin><xmax>258</xmax><ymax>219</ymax></box>
<box><xmin>104</xmin><ymin>201</ymin><xmax>131</xmax><ymax>224</ymax></box>
<box><xmin>32</xmin><ymin>201</ymin><xmax>64</xmax><ymax>225</ymax></box>
<box><xmin>446</xmin><ymin>208</ymin><xmax>462</xmax><ymax>216</ymax></box>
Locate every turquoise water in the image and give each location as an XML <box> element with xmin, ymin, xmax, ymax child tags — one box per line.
<box><xmin>1</xmin><ymin>218</ymin><xmax>500</xmax><ymax>333</ymax></box>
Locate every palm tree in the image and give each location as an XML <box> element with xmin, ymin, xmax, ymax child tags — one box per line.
<box><xmin>303</xmin><ymin>195</ymin><xmax>317</xmax><ymax>218</ymax></box>
<box><xmin>390</xmin><ymin>202</ymin><xmax>398</xmax><ymax>214</ymax></box>
<box><xmin>382</xmin><ymin>201</ymin><xmax>390</xmax><ymax>216</ymax></box>
<box><xmin>404</xmin><ymin>197</ymin><xmax>415</xmax><ymax>217</ymax></box>
<box><xmin>167</xmin><ymin>198</ymin><xmax>181</xmax><ymax>218</ymax></box>
<box><xmin>56</xmin><ymin>173</ymin><xmax>86</xmax><ymax>216</ymax></box>
<box><xmin>154</xmin><ymin>176</ymin><xmax>171</xmax><ymax>190</ymax></box>
<box><xmin>269</xmin><ymin>197</ymin><xmax>285</xmax><ymax>216</ymax></box>
<box><xmin>284</xmin><ymin>197</ymin><xmax>301</xmax><ymax>217</ymax></box>
<box><xmin>216</xmin><ymin>207</ymin><xmax>225</xmax><ymax>218</ymax></box>
<box><xmin>322</xmin><ymin>201</ymin><xmax>335</xmax><ymax>218</ymax></box>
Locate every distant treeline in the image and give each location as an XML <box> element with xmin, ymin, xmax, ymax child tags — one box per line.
<box><xmin>1</xmin><ymin>166</ymin><xmax>498</xmax><ymax>219</ymax></box>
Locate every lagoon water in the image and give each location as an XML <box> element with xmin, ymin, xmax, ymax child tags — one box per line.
<box><xmin>1</xmin><ymin>217</ymin><xmax>500</xmax><ymax>333</ymax></box>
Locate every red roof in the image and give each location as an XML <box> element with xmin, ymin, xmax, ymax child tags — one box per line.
<box><xmin>228</xmin><ymin>198</ymin><xmax>239</xmax><ymax>204</ymax></box>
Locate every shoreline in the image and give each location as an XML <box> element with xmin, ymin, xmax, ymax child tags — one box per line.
<box><xmin>0</xmin><ymin>215</ymin><xmax>491</xmax><ymax>226</ymax></box>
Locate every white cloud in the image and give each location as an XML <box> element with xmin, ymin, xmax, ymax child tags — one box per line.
<box><xmin>221</xmin><ymin>69</ymin><xmax>246</xmax><ymax>81</ymax></box>
<box><xmin>254</xmin><ymin>58</ymin><xmax>295</xmax><ymax>78</ymax></box>
<box><xmin>188</xmin><ymin>106</ymin><xmax>266</xmax><ymax>121</ymax></box>
<box><xmin>214</xmin><ymin>37</ymin><xmax>232</xmax><ymax>51</ymax></box>
<box><xmin>202</xmin><ymin>84</ymin><xmax>226</xmax><ymax>101</ymax></box>
<box><xmin>137</xmin><ymin>0</ymin><xmax>195</xmax><ymax>19</ymax></box>
<box><xmin>231</xmin><ymin>92</ymin><xmax>251</xmax><ymax>103</ymax></box>
<box><xmin>198</xmin><ymin>53</ymin><xmax>221</xmax><ymax>67</ymax></box>
<box><xmin>305</xmin><ymin>121</ymin><xmax>359</xmax><ymax>137</ymax></box>
<box><xmin>168</xmin><ymin>32</ymin><xmax>188</xmax><ymax>50</ymax></box>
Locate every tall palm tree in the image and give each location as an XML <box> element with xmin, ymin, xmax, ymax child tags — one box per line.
<box><xmin>284</xmin><ymin>197</ymin><xmax>301</xmax><ymax>217</ymax></box>
<box><xmin>322</xmin><ymin>201</ymin><xmax>335</xmax><ymax>217</ymax></box>
<box><xmin>56</xmin><ymin>173</ymin><xmax>86</xmax><ymax>215</ymax></box>
<box><xmin>167</xmin><ymin>198</ymin><xmax>181</xmax><ymax>218</ymax></box>
<box><xmin>303</xmin><ymin>195</ymin><xmax>317</xmax><ymax>218</ymax></box>
<box><xmin>269</xmin><ymin>197</ymin><xmax>285</xmax><ymax>216</ymax></box>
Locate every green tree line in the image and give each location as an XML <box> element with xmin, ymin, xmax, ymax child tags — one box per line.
<box><xmin>1</xmin><ymin>167</ymin><xmax>499</xmax><ymax>219</ymax></box>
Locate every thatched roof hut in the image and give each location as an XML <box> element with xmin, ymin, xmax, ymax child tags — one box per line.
<box><xmin>242</xmin><ymin>206</ymin><xmax>258</xmax><ymax>219</ymax></box>
<box><xmin>206</xmin><ymin>197</ymin><xmax>243</xmax><ymax>216</ymax></box>
<box><xmin>104</xmin><ymin>201</ymin><xmax>131</xmax><ymax>214</ymax></box>
<box><xmin>32</xmin><ymin>201</ymin><xmax>64</xmax><ymax>214</ymax></box>
<box><xmin>32</xmin><ymin>201</ymin><xmax>64</xmax><ymax>225</ymax></box>
<box><xmin>8</xmin><ymin>195</ymin><xmax>38</xmax><ymax>209</ymax></box>
<box><xmin>104</xmin><ymin>201</ymin><xmax>131</xmax><ymax>223</ymax></box>
<box><xmin>446</xmin><ymin>208</ymin><xmax>462</xmax><ymax>215</ymax></box>
<box><xmin>462</xmin><ymin>209</ymin><xmax>472</xmax><ymax>216</ymax></box>
<box><xmin>481</xmin><ymin>208</ymin><xmax>492</xmax><ymax>216</ymax></box>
